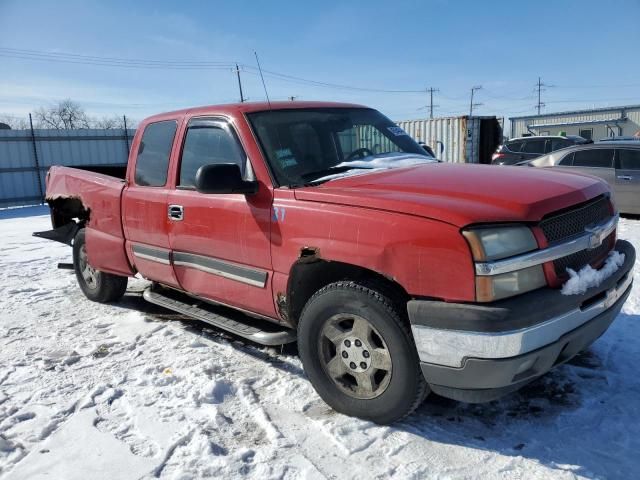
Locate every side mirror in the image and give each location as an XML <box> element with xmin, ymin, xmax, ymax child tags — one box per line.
<box><xmin>195</xmin><ymin>164</ymin><xmax>258</xmax><ymax>195</ymax></box>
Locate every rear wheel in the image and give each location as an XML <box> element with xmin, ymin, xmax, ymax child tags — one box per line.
<box><xmin>73</xmin><ymin>229</ymin><xmax>127</xmax><ymax>303</ymax></box>
<box><xmin>298</xmin><ymin>281</ymin><xmax>428</xmax><ymax>424</ymax></box>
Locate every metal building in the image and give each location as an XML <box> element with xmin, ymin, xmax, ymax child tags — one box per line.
<box><xmin>509</xmin><ymin>105</ymin><xmax>640</xmax><ymax>140</ymax></box>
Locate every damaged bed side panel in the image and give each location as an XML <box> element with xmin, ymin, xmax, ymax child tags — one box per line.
<box><xmin>43</xmin><ymin>165</ymin><xmax>135</xmax><ymax>277</ymax></box>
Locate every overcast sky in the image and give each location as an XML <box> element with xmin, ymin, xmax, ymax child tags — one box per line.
<box><xmin>1</xmin><ymin>0</ymin><xmax>639</xmax><ymax>126</ymax></box>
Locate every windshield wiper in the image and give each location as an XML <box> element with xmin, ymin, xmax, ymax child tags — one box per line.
<box><xmin>300</xmin><ymin>165</ymin><xmax>372</xmax><ymax>182</ymax></box>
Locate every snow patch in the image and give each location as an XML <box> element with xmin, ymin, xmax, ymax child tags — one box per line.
<box><xmin>561</xmin><ymin>250</ymin><xmax>625</xmax><ymax>295</ymax></box>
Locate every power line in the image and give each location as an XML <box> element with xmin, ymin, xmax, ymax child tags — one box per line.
<box><xmin>0</xmin><ymin>46</ymin><xmax>427</xmax><ymax>94</ymax></box>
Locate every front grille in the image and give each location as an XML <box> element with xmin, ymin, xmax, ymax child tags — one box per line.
<box><xmin>552</xmin><ymin>233</ymin><xmax>614</xmax><ymax>276</ymax></box>
<box><xmin>539</xmin><ymin>195</ymin><xmax>611</xmax><ymax>243</ymax></box>
<box><xmin>538</xmin><ymin>195</ymin><xmax>614</xmax><ymax>277</ymax></box>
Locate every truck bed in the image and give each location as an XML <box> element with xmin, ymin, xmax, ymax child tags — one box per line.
<box><xmin>46</xmin><ymin>165</ymin><xmax>134</xmax><ymax>276</ymax></box>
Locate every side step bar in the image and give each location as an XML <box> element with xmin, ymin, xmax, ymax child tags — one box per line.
<box><xmin>142</xmin><ymin>287</ymin><xmax>296</xmax><ymax>346</ymax></box>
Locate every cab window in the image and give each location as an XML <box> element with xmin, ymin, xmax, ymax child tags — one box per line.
<box><xmin>134</xmin><ymin>120</ymin><xmax>178</xmax><ymax>187</ymax></box>
<box><xmin>178</xmin><ymin>122</ymin><xmax>245</xmax><ymax>188</ymax></box>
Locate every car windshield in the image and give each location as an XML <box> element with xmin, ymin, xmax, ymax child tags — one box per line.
<box><xmin>246</xmin><ymin>107</ymin><xmax>434</xmax><ymax>187</ymax></box>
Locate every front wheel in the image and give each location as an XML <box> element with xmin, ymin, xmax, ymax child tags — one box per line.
<box><xmin>298</xmin><ymin>281</ymin><xmax>428</xmax><ymax>424</ymax></box>
<box><xmin>73</xmin><ymin>229</ymin><xmax>127</xmax><ymax>303</ymax></box>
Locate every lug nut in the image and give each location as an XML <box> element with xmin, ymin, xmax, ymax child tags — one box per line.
<box><xmin>342</xmin><ymin>351</ymin><xmax>348</xmax><ymax>358</ymax></box>
<box><xmin>363</xmin><ymin>350</ymin><xmax>370</xmax><ymax>358</ymax></box>
<box><xmin>360</xmin><ymin>362</ymin><xmax>367</xmax><ymax>369</ymax></box>
<box><xmin>355</xmin><ymin>339</ymin><xmax>362</xmax><ymax>347</ymax></box>
<box><xmin>350</xmin><ymin>362</ymin><xmax>357</xmax><ymax>369</ymax></box>
<box><xmin>344</xmin><ymin>339</ymin><xmax>351</xmax><ymax>347</ymax></box>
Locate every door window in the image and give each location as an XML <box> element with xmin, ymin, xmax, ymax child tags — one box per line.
<box><xmin>558</xmin><ymin>152</ymin><xmax>574</xmax><ymax>166</ymax></box>
<box><xmin>178</xmin><ymin>123</ymin><xmax>245</xmax><ymax>188</ymax></box>
<box><xmin>617</xmin><ymin>149</ymin><xmax>640</xmax><ymax>170</ymax></box>
<box><xmin>134</xmin><ymin>120</ymin><xmax>178</xmax><ymax>186</ymax></box>
<box><xmin>505</xmin><ymin>141</ymin><xmax>523</xmax><ymax>152</ymax></box>
<box><xmin>551</xmin><ymin>138</ymin><xmax>573</xmax><ymax>151</ymax></box>
<box><xmin>522</xmin><ymin>139</ymin><xmax>546</xmax><ymax>154</ymax></box>
<box><xmin>572</xmin><ymin>149</ymin><xmax>614</xmax><ymax>168</ymax></box>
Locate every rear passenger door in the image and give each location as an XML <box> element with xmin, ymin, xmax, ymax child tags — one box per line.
<box><xmin>614</xmin><ymin>148</ymin><xmax>640</xmax><ymax>214</ymax></box>
<box><xmin>122</xmin><ymin>119</ymin><xmax>182</xmax><ymax>288</ymax></box>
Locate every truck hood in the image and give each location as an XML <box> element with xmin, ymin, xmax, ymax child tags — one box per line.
<box><xmin>293</xmin><ymin>163</ymin><xmax>609</xmax><ymax>227</ymax></box>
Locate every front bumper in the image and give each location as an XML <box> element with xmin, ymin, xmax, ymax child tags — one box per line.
<box><xmin>409</xmin><ymin>239</ymin><xmax>635</xmax><ymax>403</ymax></box>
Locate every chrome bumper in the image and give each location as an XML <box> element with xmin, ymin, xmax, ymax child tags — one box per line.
<box><xmin>411</xmin><ymin>263</ymin><xmax>633</xmax><ymax>369</ymax></box>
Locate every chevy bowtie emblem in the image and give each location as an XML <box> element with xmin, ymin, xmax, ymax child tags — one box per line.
<box><xmin>585</xmin><ymin>225</ymin><xmax>607</xmax><ymax>249</ymax></box>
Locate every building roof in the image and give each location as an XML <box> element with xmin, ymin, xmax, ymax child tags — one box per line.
<box><xmin>509</xmin><ymin>104</ymin><xmax>640</xmax><ymax>121</ymax></box>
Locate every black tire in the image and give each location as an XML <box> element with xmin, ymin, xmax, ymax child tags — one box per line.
<box><xmin>73</xmin><ymin>229</ymin><xmax>128</xmax><ymax>303</ymax></box>
<box><xmin>298</xmin><ymin>281</ymin><xmax>428</xmax><ymax>424</ymax></box>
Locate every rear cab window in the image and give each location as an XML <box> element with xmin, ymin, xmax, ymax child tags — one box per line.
<box><xmin>134</xmin><ymin>120</ymin><xmax>178</xmax><ymax>187</ymax></box>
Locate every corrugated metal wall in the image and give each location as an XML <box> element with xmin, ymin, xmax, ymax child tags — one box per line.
<box><xmin>396</xmin><ymin>116</ymin><xmax>489</xmax><ymax>163</ymax></box>
<box><xmin>0</xmin><ymin>128</ymin><xmax>134</xmax><ymax>208</ymax></box>
<box><xmin>510</xmin><ymin>106</ymin><xmax>640</xmax><ymax>139</ymax></box>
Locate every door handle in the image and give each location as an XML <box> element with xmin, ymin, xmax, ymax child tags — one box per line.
<box><xmin>617</xmin><ymin>175</ymin><xmax>633</xmax><ymax>181</ymax></box>
<box><xmin>168</xmin><ymin>204</ymin><xmax>184</xmax><ymax>221</ymax></box>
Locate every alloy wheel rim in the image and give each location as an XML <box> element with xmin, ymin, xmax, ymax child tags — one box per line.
<box><xmin>319</xmin><ymin>313</ymin><xmax>392</xmax><ymax>399</ymax></box>
<box><xmin>79</xmin><ymin>245</ymin><xmax>98</xmax><ymax>289</ymax></box>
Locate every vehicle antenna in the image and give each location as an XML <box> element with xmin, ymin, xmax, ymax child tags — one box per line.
<box><xmin>254</xmin><ymin>51</ymin><xmax>271</xmax><ymax>108</ymax></box>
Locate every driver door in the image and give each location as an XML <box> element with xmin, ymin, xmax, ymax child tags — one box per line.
<box><xmin>166</xmin><ymin>117</ymin><xmax>275</xmax><ymax>318</ymax></box>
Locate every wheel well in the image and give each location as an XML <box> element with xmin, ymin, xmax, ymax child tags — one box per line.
<box><xmin>285</xmin><ymin>259</ymin><xmax>410</xmax><ymax>326</ymax></box>
<box><xmin>48</xmin><ymin>197</ymin><xmax>90</xmax><ymax>228</ymax></box>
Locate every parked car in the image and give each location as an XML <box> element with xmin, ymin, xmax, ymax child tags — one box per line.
<box><xmin>524</xmin><ymin>141</ymin><xmax>640</xmax><ymax>214</ymax></box>
<box><xmin>36</xmin><ymin>101</ymin><xmax>634</xmax><ymax>424</ymax></box>
<box><xmin>597</xmin><ymin>136</ymin><xmax>640</xmax><ymax>142</ymax></box>
<box><xmin>492</xmin><ymin>135</ymin><xmax>590</xmax><ymax>165</ymax></box>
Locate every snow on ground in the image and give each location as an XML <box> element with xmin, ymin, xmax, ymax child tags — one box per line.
<box><xmin>1</xmin><ymin>206</ymin><xmax>639</xmax><ymax>480</ymax></box>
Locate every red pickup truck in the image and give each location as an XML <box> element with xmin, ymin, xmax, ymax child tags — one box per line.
<box><xmin>38</xmin><ymin>101</ymin><xmax>634</xmax><ymax>424</ymax></box>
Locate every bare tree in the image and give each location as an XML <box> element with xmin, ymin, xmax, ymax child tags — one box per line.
<box><xmin>34</xmin><ymin>99</ymin><xmax>91</xmax><ymax>129</ymax></box>
<box><xmin>93</xmin><ymin>115</ymin><xmax>136</xmax><ymax>130</ymax></box>
<box><xmin>0</xmin><ymin>114</ymin><xmax>29</xmax><ymax>129</ymax></box>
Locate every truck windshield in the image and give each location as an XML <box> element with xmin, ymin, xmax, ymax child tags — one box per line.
<box><xmin>246</xmin><ymin>107</ymin><xmax>434</xmax><ymax>187</ymax></box>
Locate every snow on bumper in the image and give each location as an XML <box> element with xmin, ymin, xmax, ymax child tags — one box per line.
<box><xmin>408</xmin><ymin>239</ymin><xmax>635</xmax><ymax>370</ymax></box>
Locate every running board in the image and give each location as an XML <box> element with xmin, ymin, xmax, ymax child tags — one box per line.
<box><xmin>142</xmin><ymin>287</ymin><xmax>296</xmax><ymax>346</ymax></box>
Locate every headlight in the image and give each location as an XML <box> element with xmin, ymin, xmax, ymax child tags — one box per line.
<box><xmin>462</xmin><ymin>226</ymin><xmax>537</xmax><ymax>261</ymax></box>
<box><xmin>463</xmin><ymin>225</ymin><xmax>545</xmax><ymax>302</ymax></box>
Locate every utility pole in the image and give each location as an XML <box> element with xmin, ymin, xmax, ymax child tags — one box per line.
<box><xmin>470</xmin><ymin>86</ymin><xmax>482</xmax><ymax>116</ymax></box>
<box><xmin>426</xmin><ymin>87</ymin><xmax>439</xmax><ymax>119</ymax></box>
<box><xmin>235</xmin><ymin>64</ymin><xmax>245</xmax><ymax>102</ymax></box>
<box><xmin>288</xmin><ymin>96</ymin><xmax>298</xmax><ymax>101</ymax></box>
<box><xmin>536</xmin><ymin>76</ymin><xmax>545</xmax><ymax>115</ymax></box>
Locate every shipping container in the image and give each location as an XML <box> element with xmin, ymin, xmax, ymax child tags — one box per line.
<box><xmin>395</xmin><ymin>116</ymin><xmax>502</xmax><ymax>164</ymax></box>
